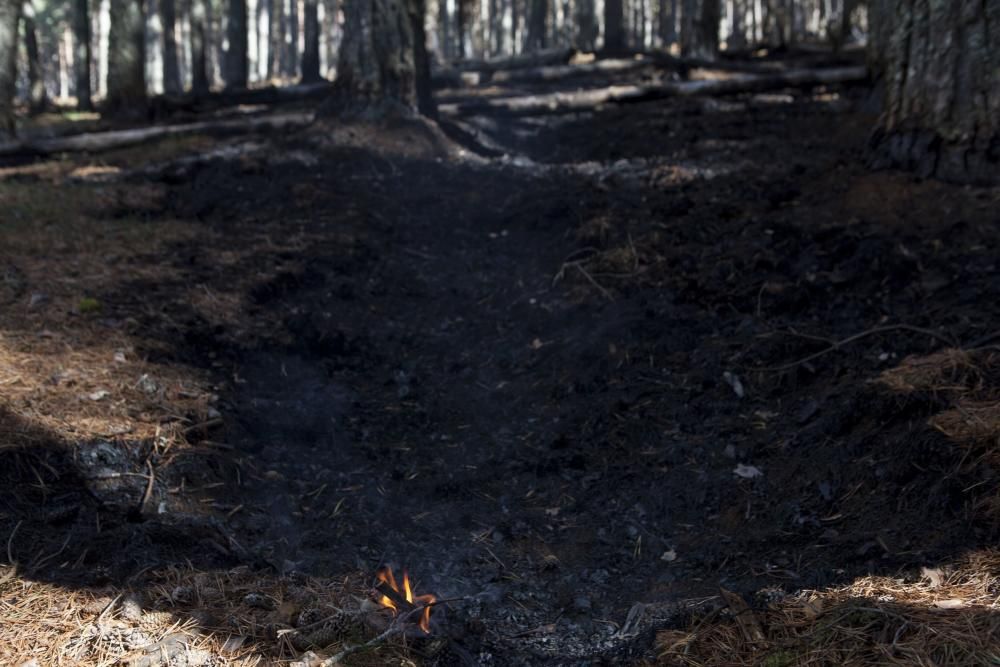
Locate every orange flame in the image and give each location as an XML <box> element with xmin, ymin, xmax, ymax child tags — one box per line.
<box><xmin>375</xmin><ymin>566</ymin><xmax>436</xmax><ymax>633</ymax></box>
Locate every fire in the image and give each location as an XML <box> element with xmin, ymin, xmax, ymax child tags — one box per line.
<box><xmin>375</xmin><ymin>566</ymin><xmax>436</xmax><ymax>633</ymax></box>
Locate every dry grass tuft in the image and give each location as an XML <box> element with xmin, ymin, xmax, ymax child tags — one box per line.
<box><xmin>657</xmin><ymin>550</ymin><xmax>1000</xmax><ymax>667</ymax></box>
<box><xmin>877</xmin><ymin>349</ymin><xmax>985</xmax><ymax>399</ymax></box>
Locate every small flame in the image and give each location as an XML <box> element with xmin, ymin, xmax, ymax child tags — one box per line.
<box><xmin>375</xmin><ymin>566</ymin><xmax>436</xmax><ymax>633</ymax></box>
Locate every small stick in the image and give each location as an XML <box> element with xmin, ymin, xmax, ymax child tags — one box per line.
<box><xmin>320</xmin><ymin>624</ymin><xmax>405</xmax><ymax>666</ymax></box>
<box><xmin>138</xmin><ymin>460</ymin><xmax>156</xmax><ymax>516</ymax></box>
<box><xmin>573</xmin><ymin>263</ymin><xmax>615</xmax><ymax>302</ymax></box>
<box><xmin>374</xmin><ymin>580</ymin><xmax>416</xmax><ymax>612</ymax></box>
<box><xmin>756</xmin><ymin>324</ymin><xmax>957</xmax><ymax>373</ymax></box>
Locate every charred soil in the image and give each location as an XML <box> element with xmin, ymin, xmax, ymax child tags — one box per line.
<box><xmin>2</xmin><ymin>73</ymin><xmax>999</xmax><ymax>665</ymax></box>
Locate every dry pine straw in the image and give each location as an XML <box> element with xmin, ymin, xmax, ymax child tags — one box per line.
<box><xmin>657</xmin><ymin>550</ymin><xmax>1000</xmax><ymax>667</ymax></box>
<box><xmin>0</xmin><ymin>564</ymin><xmax>413</xmax><ymax>666</ymax></box>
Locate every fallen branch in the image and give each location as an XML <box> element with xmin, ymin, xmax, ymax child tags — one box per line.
<box><xmin>0</xmin><ymin>111</ymin><xmax>312</xmax><ymax>159</ymax></box>
<box><xmin>440</xmin><ymin>65</ymin><xmax>868</xmax><ymax>117</ymax></box>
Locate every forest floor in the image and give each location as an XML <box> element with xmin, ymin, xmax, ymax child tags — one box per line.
<box><xmin>2</xmin><ymin>54</ymin><xmax>1000</xmax><ymax>666</ymax></box>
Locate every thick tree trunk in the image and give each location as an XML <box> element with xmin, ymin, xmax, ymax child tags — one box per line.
<box><xmin>73</xmin><ymin>0</ymin><xmax>93</xmax><ymax>109</ymax></box>
<box><xmin>869</xmin><ymin>0</ymin><xmax>999</xmax><ymax>185</ymax></box>
<box><xmin>223</xmin><ymin>0</ymin><xmax>248</xmax><ymax>87</ymax></box>
<box><xmin>321</xmin><ymin>0</ymin><xmax>419</xmax><ymax>117</ymax></box>
<box><xmin>603</xmin><ymin>0</ymin><xmax>624</xmax><ymax>52</ymax></box>
<box><xmin>524</xmin><ymin>0</ymin><xmax>546</xmax><ymax>50</ymax></box>
<box><xmin>191</xmin><ymin>0</ymin><xmax>210</xmax><ymax>94</ymax></box>
<box><xmin>161</xmin><ymin>0</ymin><xmax>182</xmax><ymax>92</ymax></box>
<box><xmin>106</xmin><ymin>0</ymin><xmax>147</xmax><ymax>113</ymax></box>
<box><xmin>682</xmin><ymin>0</ymin><xmax>719</xmax><ymax>58</ymax></box>
<box><xmin>658</xmin><ymin>0</ymin><xmax>677</xmax><ymax>45</ymax></box>
<box><xmin>575</xmin><ymin>0</ymin><xmax>597</xmax><ymax>49</ymax></box>
<box><xmin>0</xmin><ymin>0</ymin><xmax>21</xmax><ymax>138</ymax></box>
<box><xmin>408</xmin><ymin>0</ymin><xmax>435</xmax><ymax>116</ymax></box>
<box><xmin>300</xmin><ymin>0</ymin><xmax>320</xmax><ymax>81</ymax></box>
<box><xmin>24</xmin><ymin>5</ymin><xmax>48</xmax><ymax>114</ymax></box>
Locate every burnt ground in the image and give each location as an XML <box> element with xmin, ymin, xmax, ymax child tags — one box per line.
<box><xmin>2</xmin><ymin>66</ymin><xmax>1000</xmax><ymax>665</ymax></box>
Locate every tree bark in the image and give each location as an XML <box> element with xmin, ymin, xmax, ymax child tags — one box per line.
<box><xmin>161</xmin><ymin>0</ymin><xmax>182</xmax><ymax>93</ymax></box>
<box><xmin>408</xmin><ymin>0</ymin><xmax>435</xmax><ymax>116</ymax></box>
<box><xmin>106</xmin><ymin>0</ymin><xmax>147</xmax><ymax>114</ymax></box>
<box><xmin>24</xmin><ymin>4</ymin><xmax>48</xmax><ymax>114</ymax></box>
<box><xmin>320</xmin><ymin>0</ymin><xmax>419</xmax><ymax>117</ymax></box>
<box><xmin>869</xmin><ymin>0</ymin><xmax>999</xmax><ymax>185</ymax></box>
<box><xmin>267</xmin><ymin>0</ymin><xmax>282</xmax><ymax>78</ymax></box>
<box><xmin>301</xmin><ymin>0</ymin><xmax>320</xmax><ymax>81</ymax></box>
<box><xmin>191</xmin><ymin>0</ymin><xmax>210</xmax><ymax>94</ymax></box>
<box><xmin>0</xmin><ymin>0</ymin><xmax>21</xmax><ymax>139</ymax></box>
<box><xmin>682</xmin><ymin>0</ymin><xmax>719</xmax><ymax>58</ymax></box>
<box><xmin>603</xmin><ymin>0</ymin><xmax>624</xmax><ymax>52</ymax></box>
<box><xmin>73</xmin><ymin>0</ymin><xmax>93</xmax><ymax>109</ymax></box>
<box><xmin>525</xmin><ymin>0</ymin><xmax>546</xmax><ymax>50</ymax></box>
<box><xmin>283</xmin><ymin>0</ymin><xmax>297</xmax><ymax>77</ymax></box>
<box><xmin>575</xmin><ymin>0</ymin><xmax>597</xmax><ymax>49</ymax></box>
<box><xmin>223</xmin><ymin>0</ymin><xmax>248</xmax><ymax>87</ymax></box>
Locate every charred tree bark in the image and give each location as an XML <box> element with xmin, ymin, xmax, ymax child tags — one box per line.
<box><xmin>603</xmin><ymin>0</ymin><xmax>625</xmax><ymax>52</ymax></box>
<box><xmin>224</xmin><ymin>0</ymin><xmax>248</xmax><ymax>87</ymax></box>
<box><xmin>161</xmin><ymin>0</ymin><xmax>182</xmax><ymax>93</ymax></box>
<box><xmin>0</xmin><ymin>0</ymin><xmax>21</xmax><ymax>138</ymax></box>
<box><xmin>525</xmin><ymin>0</ymin><xmax>546</xmax><ymax>50</ymax></box>
<box><xmin>24</xmin><ymin>4</ymin><xmax>48</xmax><ymax>114</ymax></box>
<box><xmin>409</xmin><ymin>0</ymin><xmax>435</xmax><ymax>115</ymax></box>
<box><xmin>301</xmin><ymin>0</ymin><xmax>321</xmax><ymax>81</ymax></box>
<box><xmin>869</xmin><ymin>0</ymin><xmax>999</xmax><ymax>185</ymax></box>
<box><xmin>575</xmin><ymin>0</ymin><xmax>597</xmax><ymax>49</ymax></box>
<box><xmin>106</xmin><ymin>0</ymin><xmax>147</xmax><ymax>114</ymax></box>
<box><xmin>320</xmin><ymin>0</ymin><xmax>421</xmax><ymax>117</ymax></box>
<box><xmin>191</xmin><ymin>0</ymin><xmax>210</xmax><ymax>94</ymax></box>
<box><xmin>73</xmin><ymin>0</ymin><xmax>93</xmax><ymax>109</ymax></box>
<box><xmin>682</xmin><ymin>0</ymin><xmax>719</xmax><ymax>58</ymax></box>
<box><xmin>659</xmin><ymin>0</ymin><xmax>677</xmax><ymax>45</ymax></box>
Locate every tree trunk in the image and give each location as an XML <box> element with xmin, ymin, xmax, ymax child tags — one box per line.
<box><xmin>191</xmin><ymin>0</ymin><xmax>210</xmax><ymax>94</ymax></box>
<box><xmin>283</xmin><ymin>0</ymin><xmax>297</xmax><ymax>77</ymax></box>
<box><xmin>24</xmin><ymin>4</ymin><xmax>48</xmax><ymax>114</ymax></box>
<box><xmin>267</xmin><ymin>0</ymin><xmax>282</xmax><ymax>78</ymax></box>
<box><xmin>161</xmin><ymin>0</ymin><xmax>182</xmax><ymax>92</ymax></box>
<box><xmin>320</xmin><ymin>0</ymin><xmax>419</xmax><ymax>117</ymax></box>
<box><xmin>603</xmin><ymin>0</ymin><xmax>624</xmax><ymax>52</ymax></box>
<box><xmin>0</xmin><ymin>0</ymin><xmax>21</xmax><ymax>139</ymax></box>
<box><xmin>682</xmin><ymin>0</ymin><xmax>718</xmax><ymax>58</ymax></box>
<box><xmin>869</xmin><ymin>0</ymin><xmax>999</xmax><ymax>185</ymax></box>
<box><xmin>106</xmin><ymin>0</ymin><xmax>147</xmax><ymax>114</ymax></box>
<box><xmin>699</xmin><ymin>0</ymin><xmax>719</xmax><ymax>56</ymax></box>
<box><xmin>224</xmin><ymin>0</ymin><xmax>248</xmax><ymax>86</ymax></box>
<box><xmin>300</xmin><ymin>0</ymin><xmax>320</xmax><ymax>81</ymax></box>
<box><xmin>525</xmin><ymin>0</ymin><xmax>546</xmax><ymax>50</ymax></box>
<box><xmin>658</xmin><ymin>0</ymin><xmax>677</xmax><ymax>45</ymax></box>
<box><xmin>73</xmin><ymin>0</ymin><xmax>93</xmax><ymax>109</ymax></box>
<box><xmin>575</xmin><ymin>0</ymin><xmax>596</xmax><ymax>49</ymax></box>
<box><xmin>408</xmin><ymin>0</ymin><xmax>435</xmax><ymax>116</ymax></box>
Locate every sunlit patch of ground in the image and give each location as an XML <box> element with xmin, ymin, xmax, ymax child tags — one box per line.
<box><xmin>0</xmin><ymin>563</ymin><xmax>414</xmax><ymax>666</ymax></box>
<box><xmin>657</xmin><ymin>549</ymin><xmax>1000</xmax><ymax>666</ymax></box>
